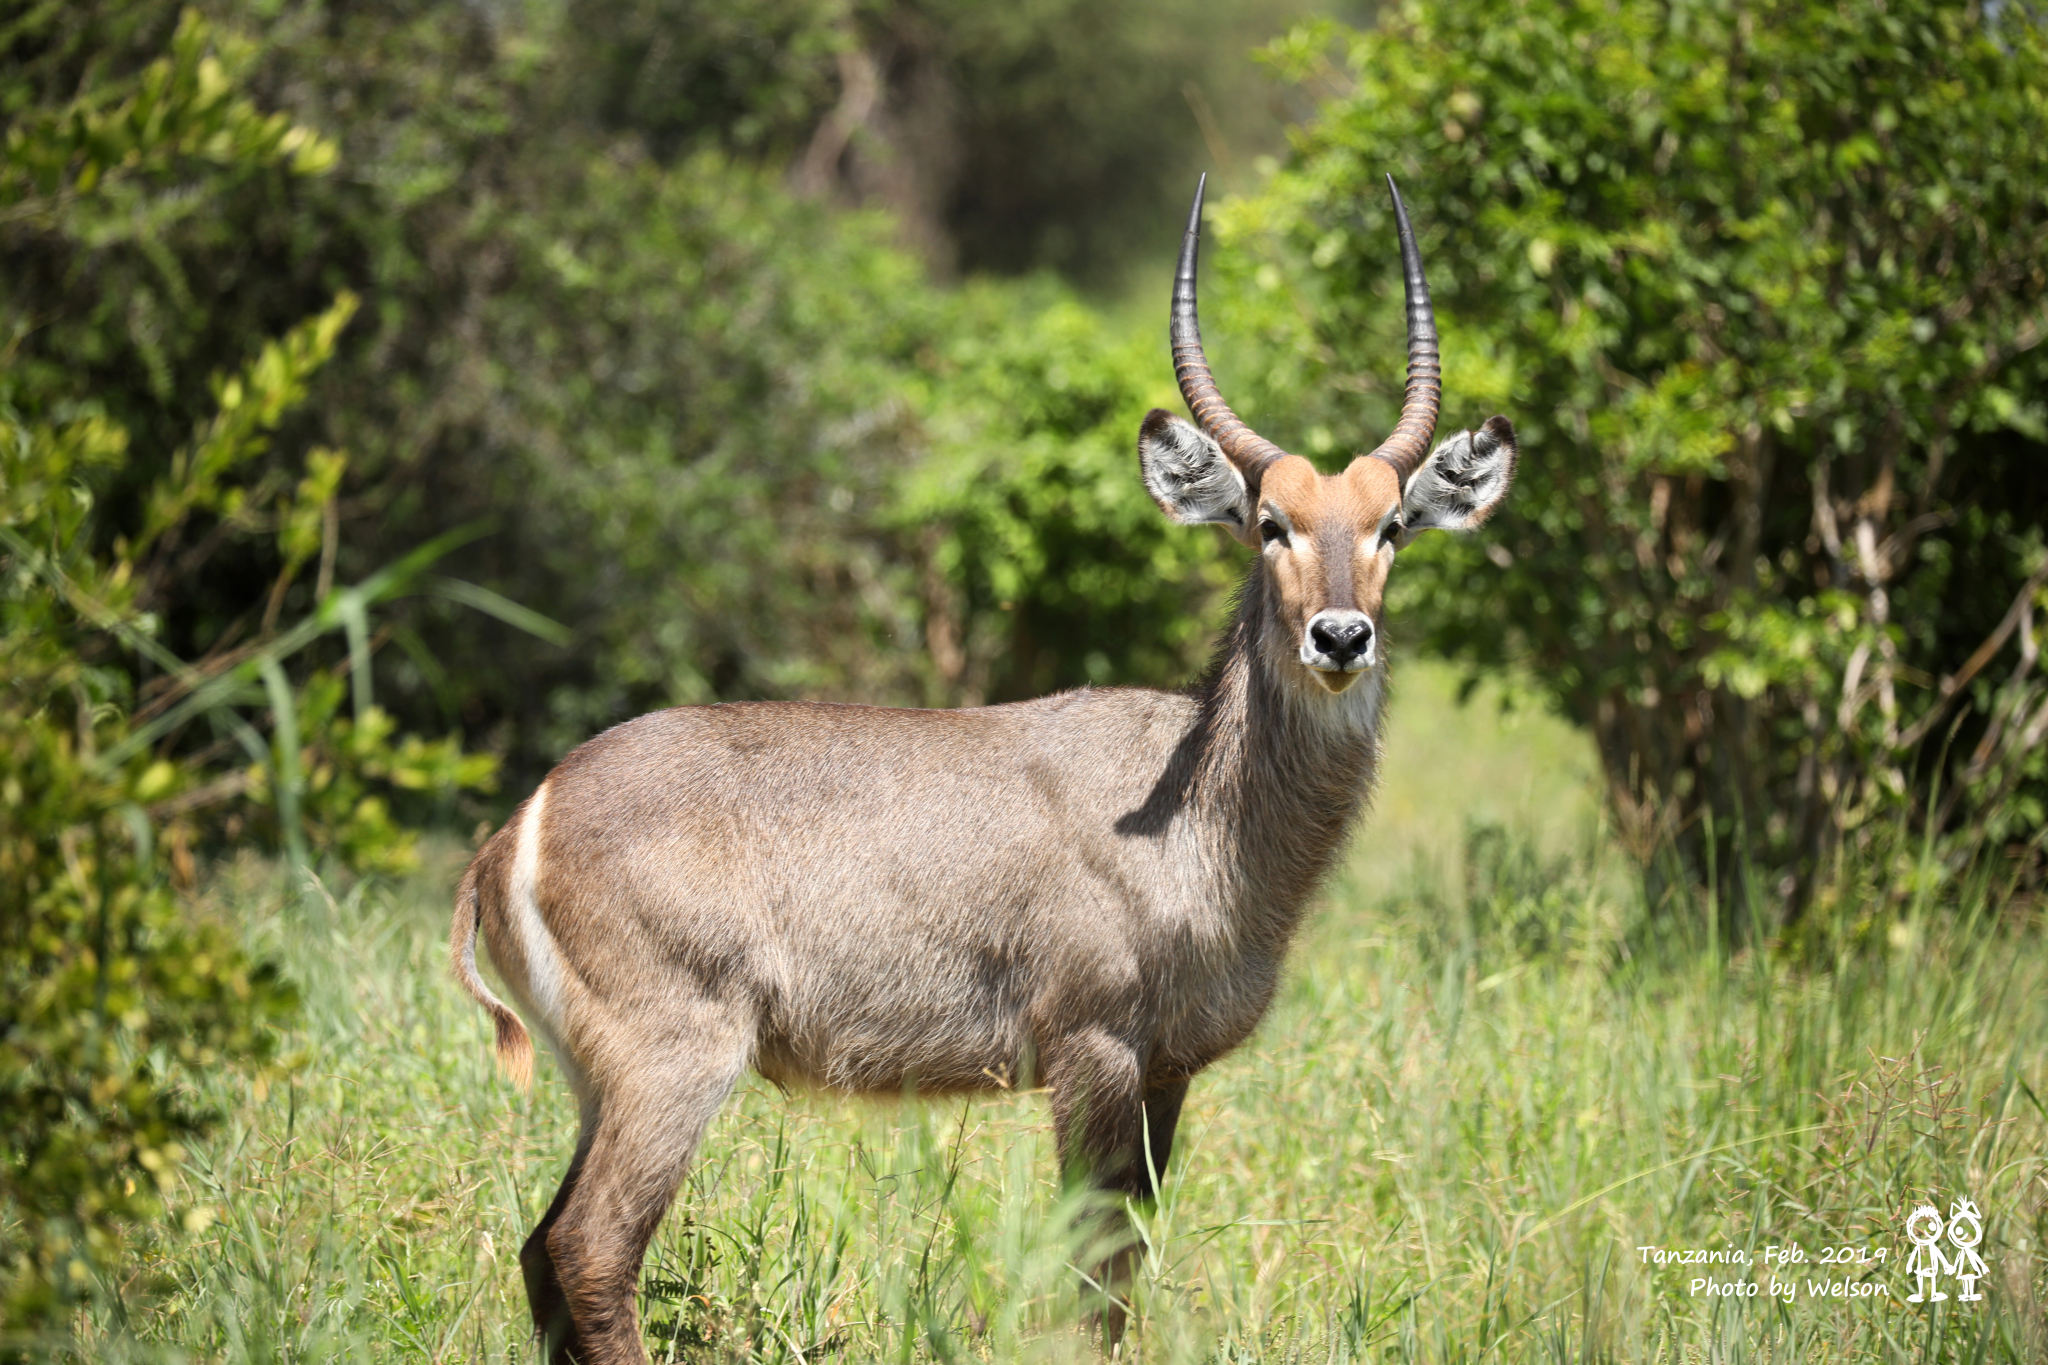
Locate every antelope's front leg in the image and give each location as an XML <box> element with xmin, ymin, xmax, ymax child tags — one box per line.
<box><xmin>1048</xmin><ymin>1033</ymin><xmax>1189</xmax><ymax>1349</ymax></box>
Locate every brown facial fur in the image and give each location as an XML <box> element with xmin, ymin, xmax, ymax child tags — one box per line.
<box><xmin>1250</xmin><ymin>455</ymin><xmax>1402</xmax><ymax>696</ymax></box>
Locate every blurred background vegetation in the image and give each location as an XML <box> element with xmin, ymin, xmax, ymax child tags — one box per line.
<box><xmin>3</xmin><ymin>0</ymin><xmax>2044</xmax><ymax>1350</ymax></box>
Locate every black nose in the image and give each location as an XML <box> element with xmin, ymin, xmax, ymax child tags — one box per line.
<box><xmin>1310</xmin><ymin>614</ymin><xmax>1373</xmax><ymax>662</ymax></box>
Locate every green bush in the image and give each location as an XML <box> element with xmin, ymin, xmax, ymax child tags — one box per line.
<box><xmin>0</xmin><ymin>12</ymin><xmax>497</xmax><ymax>1338</ymax></box>
<box><xmin>1235</xmin><ymin>0</ymin><xmax>2048</xmax><ymax>914</ymax></box>
<box><xmin>901</xmin><ymin>291</ymin><xmax>1237</xmax><ymax>702</ymax></box>
<box><xmin>460</xmin><ymin>139</ymin><xmax>1229</xmax><ymax>746</ymax></box>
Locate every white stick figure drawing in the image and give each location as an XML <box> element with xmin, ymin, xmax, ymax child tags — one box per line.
<box><xmin>1947</xmin><ymin>1199</ymin><xmax>1988</xmax><ymax>1301</ymax></box>
<box><xmin>1905</xmin><ymin>1204</ymin><xmax>1951</xmax><ymax>1302</ymax></box>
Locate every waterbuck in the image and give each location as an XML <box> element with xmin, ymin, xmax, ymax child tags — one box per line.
<box><xmin>453</xmin><ymin>174</ymin><xmax>1516</xmax><ymax>1363</ymax></box>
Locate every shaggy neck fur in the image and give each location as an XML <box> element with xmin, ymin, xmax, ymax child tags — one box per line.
<box><xmin>1125</xmin><ymin>565</ymin><xmax>1385</xmax><ymax>951</ymax></box>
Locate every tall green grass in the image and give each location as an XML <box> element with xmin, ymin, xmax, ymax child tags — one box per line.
<box><xmin>77</xmin><ymin>666</ymin><xmax>2047</xmax><ymax>1362</ymax></box>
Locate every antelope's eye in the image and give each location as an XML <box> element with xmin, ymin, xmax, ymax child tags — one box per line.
<box><xmin>1385</xmin><ymin>519</ymin><xmax>1404</xmax><ymax>544</ymax></box>
<box><xmin>1260</xmin><ymin>519</ymin><xmax>1288</xmax><ymax>546</ymax></box>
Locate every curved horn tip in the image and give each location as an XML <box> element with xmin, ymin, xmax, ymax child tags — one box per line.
<box><xmin>1385</xmin><ymin>173</ymin><xmax>1420</xmax><ymax>247</ymax></box>
<box><xmin>1175</xmin><ymin>174</ymin><xmax>1207</xmax><ymax>291</ymax></box>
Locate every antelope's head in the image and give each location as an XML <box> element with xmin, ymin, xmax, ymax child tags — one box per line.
<box><xmin>1138</xmin><ymin>175</ymin><xmax>1516</xmax><ymax>696</ymax></box>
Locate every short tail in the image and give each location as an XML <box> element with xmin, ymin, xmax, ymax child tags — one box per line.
<box><xmin>451</xmin><ymin>864</ymin><xmax>535</xmax><ymax>1091</ymax></box>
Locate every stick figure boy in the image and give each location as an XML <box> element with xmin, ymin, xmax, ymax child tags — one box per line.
<box><xmin>1906</xmin><ymin>1204</ymin><xmax>1951</xmax><ymax>1302</ymax></box>
<box><xmin>1948</xmin><ymin>1199</ymin><xmax>1988</xmax><ymax>1301</ymax></box>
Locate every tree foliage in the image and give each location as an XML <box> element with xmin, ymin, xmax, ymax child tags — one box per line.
<box><xmin>569</xmin><ymin>0</ymin><xmax>1315</xmax><ymax>282</ymax></box>
<box><xmin>1238</xmin><ymin>0</ymin><xmax>2048</xmax><ymax>913</ymax></box>
<box><xmin>0</xmin><ymin>0</ymin><xmax>1249</xmax><ymax>779</ymax></box>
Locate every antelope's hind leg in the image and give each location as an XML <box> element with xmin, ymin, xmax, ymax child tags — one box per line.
<box><xmin>542</xmin><ymin>1005</ymin><xmax>754</xmax><ymax>1365</ymax></box>
<box><xmin>522</xmin><ymin>1106</ymin><xmax>595</xmax><ymax>1364</ymax></box>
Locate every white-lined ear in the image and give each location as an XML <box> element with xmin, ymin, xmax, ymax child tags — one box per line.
<box><xmin>1138</xmin><ymin>409</ymin><xmax>1252</xmax><ymax>535</ymax></box>
<box><xmin>1400</xmin><ymin>415</ymin><xmax>1516</xmax><ymax>537</ymax></box>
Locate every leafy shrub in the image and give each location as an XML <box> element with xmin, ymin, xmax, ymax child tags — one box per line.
<box><xmin>902</xmin><ymin>291</ymin><xmax>1238</xmax><ymax>702</ymax></box>
<box><xmin>0</xmin><ymin>12</ymin><xmax>500</xmax><ymax>1338</ymax></box>
<box><xmin>1236</xmin><ymin>0</ymin><xmax>2048</xmax><ymax>914</ymax></box>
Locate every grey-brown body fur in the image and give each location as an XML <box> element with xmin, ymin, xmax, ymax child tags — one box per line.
<box><xmin>451</xmin><ymin>171</ymin><xmax>1514</xmax><ymax>1364</ymax></box>
<box><xmin>455</xmin><ymin>570</ymin><xmax>1384</xmax><ymax>1363</ymax></box>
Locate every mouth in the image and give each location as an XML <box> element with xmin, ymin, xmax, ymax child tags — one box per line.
<box><xmin>1300</xmin><ymin>646</ymin><xmax>1376</xmax><ymax>691</ymax></box>
<box><xmin>1301</xmin><ymin>652</ymin><xmax>1378</xmax><ymax>693</ymax></box>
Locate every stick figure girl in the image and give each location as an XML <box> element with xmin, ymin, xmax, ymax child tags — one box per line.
<box><xmin>1905</xmin><ymin>1204</ymin><xmax>1951</xmax><ymax>1302</ymax></box>
<box><xmin>1948</xmin><ymin>1199</ymin><xmax>1988</xmax><ymax>1301</ymax></box>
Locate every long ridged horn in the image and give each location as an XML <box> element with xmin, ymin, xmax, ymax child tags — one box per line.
<box><xmin>1172</xmin><ymin>174</ymin><xmax>1289</xmax><ymax>486</ymax></box>
<box><xmin>1363</xmin><ymin>174</ymin><xmax>1441</xmax><ymax>484</ymax></box>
